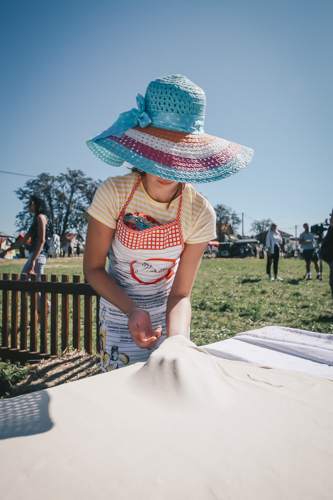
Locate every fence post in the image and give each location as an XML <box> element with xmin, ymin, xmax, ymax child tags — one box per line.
<box><xmin>40</xmin><ymin>275</ymin><xmax>48</xmax><ymax>353</ymax></box>
<box><xmin>11</xmin><ymin>274</ymin><xmax>19</xmax><ymax>349</ymax></box>
<box><xmin>2</xmin><ymin>273</ymin><xmax>10</xmax><ymax>347</ymax></box>
<box><xmin>20</xmin><ymin>273</ymin><xmax>28</xmax><ymax>350</ymax></box>
<box><xmin>50</xmin><ymin>274</ymin><xmax>58</xmax><ymax>355</ymax></box>
<box><xmin>62</xmin><ymin>275</ymin><xmax>69</xmax><ymax>352</ymax></box>
<box><xmin>73</xmin><ymin>275</ymin><xmax>81</xmax><ymax>350</ymax></box>
<box><xmin>1</xmin><ymin>272</ymin><xmax>100</xmax><ymax>362</ymax></box>
<box><xmin>30</xmin><ymin>274</ymin><xmax>38</xmax><ymax>352</ymax></box>
<box><xmin>96</xmin><ymin>296</ymin><xmax>100</xmax><ymax>353</ymax></box>
<box><xmin>84</xmin><ymin>279</ymin><xmax>92</xmax><ymax>354</ymax></box>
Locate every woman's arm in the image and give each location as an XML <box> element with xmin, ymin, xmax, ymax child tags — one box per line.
<box><xmin>28</xmin><ymin>215</ymin><xmax>47</xmax><ymax>273</ymax></box>
<box><xmin>83</xmin><ymin>216</ymin><xmax>161</xmax><ymax>349</ymax></box>
<box><xmin>166</xmin><ymin>241</ymin><xmax>207</xmax><ymax>338</ymax></box>
<box><xmin>0</xmin><ymin>233</ymin><xmax>30</xmax><ymax>258</ymax></box>
<box><xmin>266</xmin><ymin>232</ymin><xmax>271</xmax><ymax>255</ymax></box>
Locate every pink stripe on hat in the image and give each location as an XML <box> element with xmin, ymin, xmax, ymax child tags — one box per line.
<box><xmin>109</xmin><ymin>134</ymin><xmax>241</xmax><ymax>171</ymax></box>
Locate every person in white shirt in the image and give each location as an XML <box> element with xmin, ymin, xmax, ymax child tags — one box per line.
<box><xmin>299</xmin><ymin>223</ymin><xmax>321</xmax><ymax>280</ymax></box>
<box><xmin>266</xmin><ymin>222</ymin><xmax>283</xmax><ymax>281</ymax></box>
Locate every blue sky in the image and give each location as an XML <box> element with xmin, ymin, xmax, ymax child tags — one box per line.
<box><xmin>1</xmin><ymin>0</ymin><xmax>332</xmax><ymax>237</ymax></box>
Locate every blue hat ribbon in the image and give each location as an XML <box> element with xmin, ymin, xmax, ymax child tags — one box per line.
<box><xmin>91</xmin><ymin>94</ymin><xmax>152</xmax><ymax>141</ymax></box>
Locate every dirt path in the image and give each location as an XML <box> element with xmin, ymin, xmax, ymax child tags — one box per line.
<box><xmin>9</xmin><ymin>351</ymin><xmax>101</xmax><ymax>397</ymax></box>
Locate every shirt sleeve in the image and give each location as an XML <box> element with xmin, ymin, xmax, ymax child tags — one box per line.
<box><xmin>266</xmin><ymin>232</ymin><xmax>270</xmax><ymax>249</ymax></box>
<box><xmin>87</xmin><ymin>178</ymin><xmax>119</xmax><ymax>229</ymax></box>
<box><xmin>185</xmin><ymin>201</ymin><xmax>217</xmax><ymax>244</ymax></box>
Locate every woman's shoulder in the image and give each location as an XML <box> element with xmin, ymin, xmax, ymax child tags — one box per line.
<box><xmin>181</xmin><ymin>184</ymin><xmax>216</xmax><ymax>243</ymax></box>
<box><xmin>92</xmin><ymin>172</ymin><xmax>139</xmax><ymax>206</ymax></box>
<box><xmin>89</xmin><ymin>173</ymin><xmax>139</xmax><ymax>220</ymax></box>
<box><xmin>183</xmin><ymin>183</ymin><xmax>214</xmax><ymax>213</ymax></box>
<box><xmin>100</xmin><ymin>172</ymin><xmax>139</xmax><ymax>192</ymax></box>
<box><xmin>36</xmin><ymin>214</ymin><xmax>48</xmax><ymax>228</ymax></box>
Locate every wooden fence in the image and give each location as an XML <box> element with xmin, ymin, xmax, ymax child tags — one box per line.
<box><xmin>0</xmin><ymin>273</ymin><xmax>100</xmax><ymax>364</ymax></box>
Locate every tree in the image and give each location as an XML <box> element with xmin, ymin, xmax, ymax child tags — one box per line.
<box><xmin>15</xmin><ymin>169</ymin><xmax>100</xmax><ymax>240</ymax></box>
<box><xmin>229</xmin><ymin>210</ymin><xmax>241</xmax><ymax>232</ymax></box>
<box><xmin>250</xmin><ymin>219</ymin><xmax>272</xmax><ymax>236</ymax></box>
<box><xmin>214</xmin><ymin>204</ymin><xmax>241</xmax><ymax>241</ymax></box>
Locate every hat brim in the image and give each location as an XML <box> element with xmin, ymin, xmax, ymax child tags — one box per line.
<box><xmin>87</xmin><ymin>125</ymin><xmax>254</xmax><ymax>184</ymax></box>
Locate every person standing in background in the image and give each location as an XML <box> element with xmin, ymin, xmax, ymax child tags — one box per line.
<box><xmin>320</xmin><ymin>210</ymin><xmax>333</xmax><ymax>299</ymax></box>
<box><xmin>266</xmin><ymin>222</ymin><xmax>283</xmax><ymax>281</ymax></box>
<box><xmin>299</xmin><ymin>223</ymin><xmax>321</xmax><ymax>280</ymax></box>
<box><xmin>0</xmin><ymin>195</ymin><xmax>51</xmax><ymax>315</ymax></box>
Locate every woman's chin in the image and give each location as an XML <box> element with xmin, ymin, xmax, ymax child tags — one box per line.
<box><xmin>156</xmin><ymin>178</ymin><xmax>176</xmax><ymax>187</ymax></box>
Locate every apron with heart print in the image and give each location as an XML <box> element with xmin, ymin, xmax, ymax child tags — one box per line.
<box><xmin>99</xmin><ymin>176</ymin><xmax>184</xmax><ymax>372</ymax></box>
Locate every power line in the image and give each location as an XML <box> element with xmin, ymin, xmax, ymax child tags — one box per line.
<box><xmin>0</xmin><ymin>170</ymin><xmax>37</xmax><ymax>178</ymax></box>
<box><xmin>234</xmin><ymin>212</ymin><xmax>256</xmax><ymax>221</ymax></box>
<box><xmin>240</xmin><ymin>215</ymin><xmax>302</xmax><ymax>232</ymax></box>
<box><xmin>243</xmin><ymin>213</ymin><xmax>256</xmax><ymax>222</ymax></box>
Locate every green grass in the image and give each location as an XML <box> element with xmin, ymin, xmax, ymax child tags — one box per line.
<box><xmin>0</xmin><ymin>256</ymin><xmax>85</xmax><ymax>281</ymax></box>
<box><xmin>1</xmin><ymin>256</ymin><xmax>332</xmax><ymax>353</ymax></box>
<box><xmin>0</xmin><ymin>361</ymin><xmax>29</xmax><ymax>398</ymax></box>
<box><xmin>191</xmin><ymin>257</ymin><xmax>333</xmax><ymax>345</ymax></box>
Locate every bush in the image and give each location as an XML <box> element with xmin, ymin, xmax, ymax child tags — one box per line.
<box><xmin>0</xmin><ymin>362</ymin><xmax>29</xmax><ymax>398</ymax></box>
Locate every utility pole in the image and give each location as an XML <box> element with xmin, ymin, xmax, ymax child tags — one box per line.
<box><xmin>295</xmin><ymin>225</ymin><xmax>297</xmax><ymax>255</ymax></box>
<box><xmin>242</xmin><ymin>213</ymin><xmax>244</xmax><ymax>238</ymax></box>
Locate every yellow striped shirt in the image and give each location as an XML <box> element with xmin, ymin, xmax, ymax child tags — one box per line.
<box><xmin>88</xmin><ymin>172</ymin><xmax>216</xmax><ymax>244</ymax></box>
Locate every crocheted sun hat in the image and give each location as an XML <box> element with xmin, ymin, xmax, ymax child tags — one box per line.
<box><xmin>86</xmin><ymin>75</ymin><xmax>254</xmax><ymax>184</ymax></box>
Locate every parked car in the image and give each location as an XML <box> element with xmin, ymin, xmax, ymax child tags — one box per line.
<box><xmin>233</xmin><ymin>239</ymin><xmax>259</xmax><ymax>258</ymax></box>
<box><xmin>216</xmin><ymin>239</ymin><xmax>259</xmax><ymax>258</ymax></box>
<box><xmin>216</xmin><ymin>242</ymin><xmax>233</xmax><ymax>258</ymax></box>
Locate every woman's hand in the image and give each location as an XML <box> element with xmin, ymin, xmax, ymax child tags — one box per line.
<box><xmin>27</xmin><ymin>259</ymin><xmax>36</xmax><ymax>274</ymax></box>
<box><xmin>128</xmin><ymin>309</ymin><xmax>162</xmax><ymax>350</ymax></box>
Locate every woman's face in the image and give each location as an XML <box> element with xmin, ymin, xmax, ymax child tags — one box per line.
<box><xmin>143</xmin><ymin>173</ymin><xmax>180</xmax><ymax>203</ymax></box>
<box><xmin>272</xmin><ymin>224</ymin><xmax>277</xmax><ymax>232</ymax></box>
<box><xmin>145</xmin><ymin>172</ymin><xmax>179</xmax><ymax>190</ymax></box>
<box><xmin>28</xmin><ymin>200</ymin><xmax>35</xmax><ymax>214</ymax></box>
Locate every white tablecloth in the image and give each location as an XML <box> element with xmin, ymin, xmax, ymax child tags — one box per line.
<box><xmin>203</xmin><ymin>326</ymin><xmax>333</xmax><ymax>380</ymax></box>
<box><xmin>1</xmin><ymin>335</ymin><xmax>333</xmax><ymax>499</ymax></box>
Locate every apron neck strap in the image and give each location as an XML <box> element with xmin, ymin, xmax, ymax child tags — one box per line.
<box><xmin>176</xmin><ymin>183</ymin><xmax>184</xmax><ymax>223</ymax></box>
<box><xmin>119</xmin><ymin>176</ymin><xmax>143</xmax><ymax>218</ymax></box>
<box><xmin>119</xmin><ymin>176</ymin><xmax>184</xmax><ymax>219</ymax></box>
